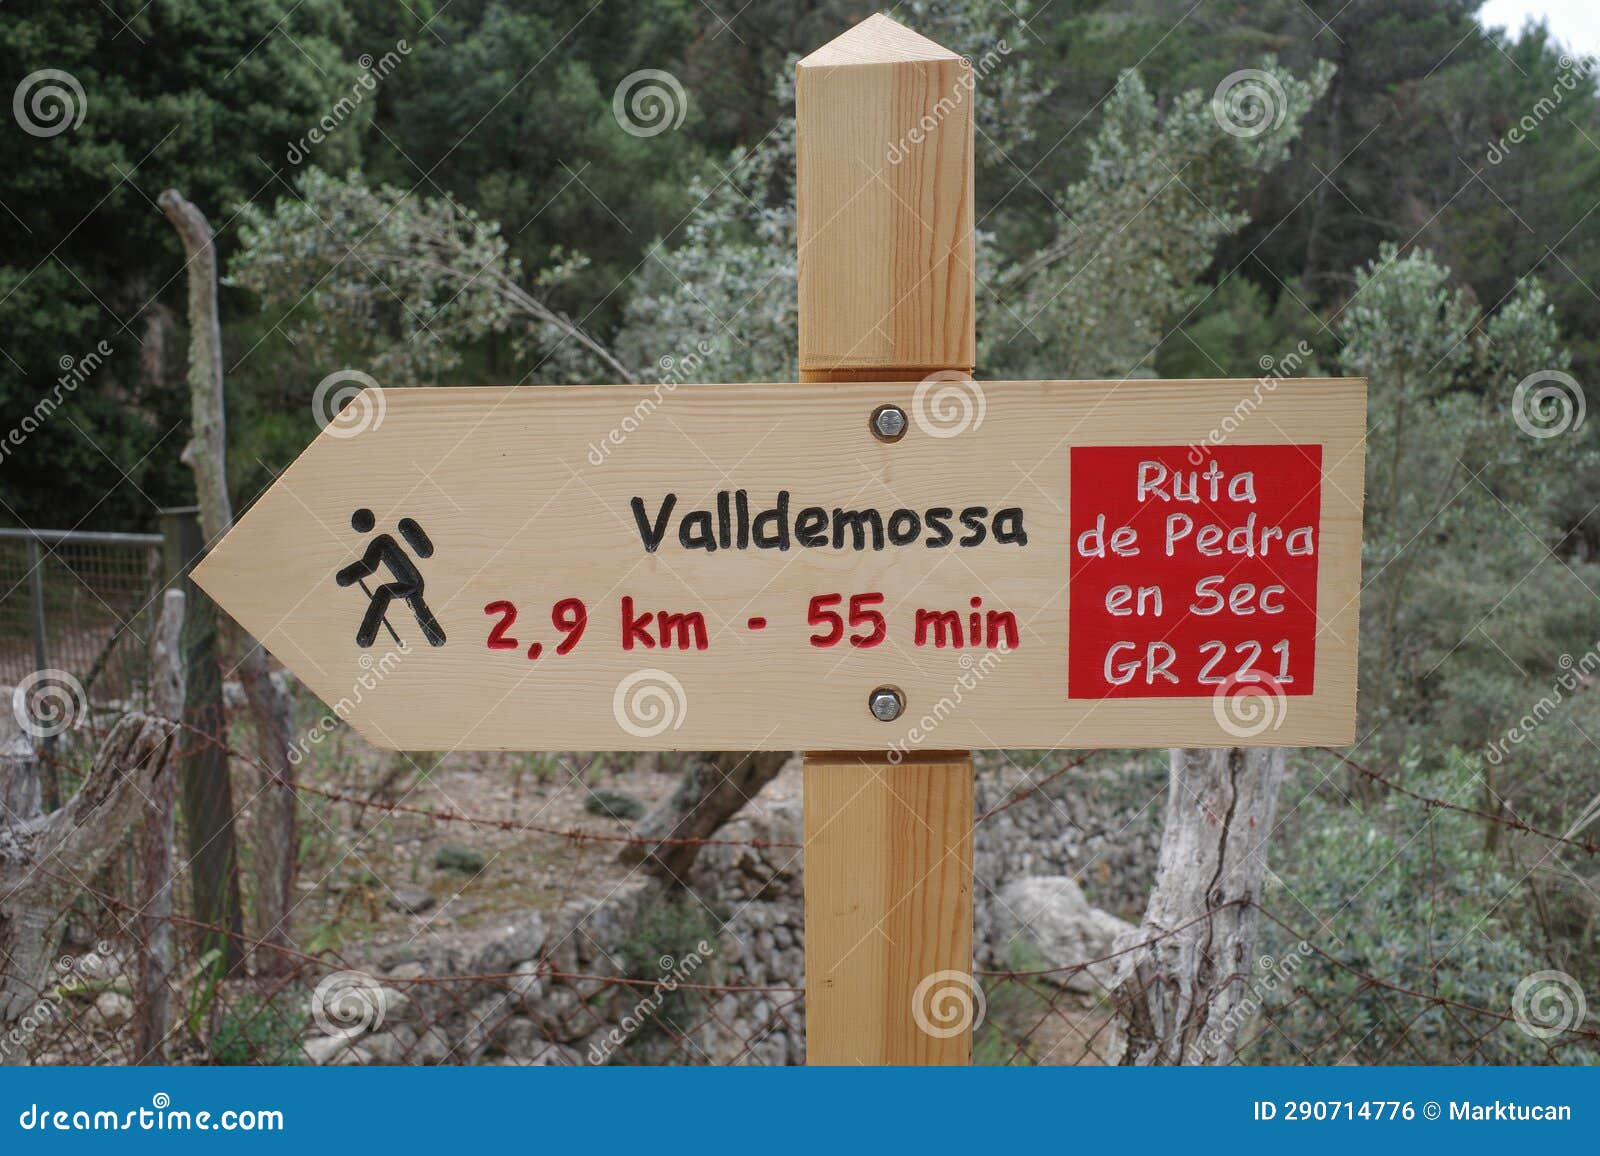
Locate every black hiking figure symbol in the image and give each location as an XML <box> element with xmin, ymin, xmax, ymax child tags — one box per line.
<box><xmin>336</xmin><ymin>508</ymin><xmax>447</xmax><ymax>648</ymax></box>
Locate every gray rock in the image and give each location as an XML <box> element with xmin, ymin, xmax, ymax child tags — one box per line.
<box><xmin>509</xmin><ymin>961</ymin><xmax>545</xmax><ymax>1004</ymax></box>
<box><xmin>524</xmin><ymin>1042</ymin><xmax>584</xmax><ymax>1066</ymax></box>
<box><xmin>410</xmin><ymin>1025</ymin><xmax>454</xmax><ymax>1065</ymax></box>
<box><xmin>376</xmin><ymin>985</ymin><xmax>415</xmax><ymax>1023</ymax></box>
<box><xmin>456</xmin><ymin>994</ymin><xmax>514</xmax><ymax>1060</ymax></box>
<box><xmin>360</xmin><ymin>1025</ymin><xmax>419</xmax><ymax>1065</ymax></box>
<box><xmin>746</xmin><ymin>1032</ymin><xmax>790</xmax><ymax>1067</ymax></box>
<box><xmin>564</xmin><ymin>971</ymin><xmax>615</xmax><ymax>1002</ymax></box>
<box><xmin>994</xmin><ymin>875</ymin><xmax>1135</xmax><ymax>994</ymax></box>
<box><xmin>303</xmin><ymin>1034</ymin><xmax>372</xmax><ymax>1066</ymax></box>
<box><xmin>92</xmin><ymin>992</ymin><xmax>133</xmax><ymax>1028</ymax></box>
<box><xmin>386</xmin><ymin>887</ymin><xmax>437</xmax><ymax>915</ymax></box>
<box><xmin>531</xmin><ymin>985</ymin><xmax>591</xmax><ymax>1043</ymax></box>
<box><xmin>492</xmin><ymin>1016</ymin><xmax>544</xmax><ymax>1056</ymax></box>
<box><xmin>575</xmin><ymin>1029</ymin><xmax>618</xmax><ymax>1066</ymax></box>
<box><xmin>471</xmin><ymin>912</ymin><xmax>547</xmax><ymax>976</ymax></box>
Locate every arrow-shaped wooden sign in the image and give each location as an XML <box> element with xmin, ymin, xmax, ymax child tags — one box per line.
<box><xmin>193</xmin><ymin>375</ymin><xmax>1364</xmax><ymax>753</ymax></box>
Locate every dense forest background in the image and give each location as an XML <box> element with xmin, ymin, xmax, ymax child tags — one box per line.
<box><xmin>4</xmin><ymin>1</ymin><xmax>1596</xmax><ymax>524</ymax></box>
<box><xmin>2</xmin><ymin>0</ymin><xmax>1598</xmax><ymax>1062</ymax></box>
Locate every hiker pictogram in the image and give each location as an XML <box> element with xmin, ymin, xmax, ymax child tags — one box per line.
<box><xmin>335</xmin><ymin>507</ymin><xmax>446</xmax><ymax>648</ymax></box>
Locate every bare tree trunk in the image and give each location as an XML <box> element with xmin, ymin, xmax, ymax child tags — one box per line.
<box><xmin>1301</xmin><ymin>46</ymin><xmax>1345</xmax><ymax>298</ymax></box>
<box><xmin>1110</xmin><ymin>746</ymin><xmax>1286</xmax><ymax>1065</ymax></box>
<box><xmin>0</xmin><ymin>717</ymin><xmax>41</xmax><ymax>827</ymax></box>
<box><xmin>159</xmin><ymin>187</ymin><xmax>298</xmax><ymax>972</ymax></box>
<box><xmin>163</xmin><ymin>507</ymin><xmax>244</xmax><ymax>970</ymax></box>
<box><xmin>619</xmin><ymin>751</ymin><xmax>791</xmax><ymax>880</ymax></box>
<box><xmin>133</xmin><ymin>591</ymin><xmax>186</xmax><ymax>1063</ymax></box>
<box><xmin>0</xmin><ymin>712</ymin><xmax>184</xmax><ymax>1063</ymax></box>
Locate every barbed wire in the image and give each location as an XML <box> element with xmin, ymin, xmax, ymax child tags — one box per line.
<box><xmin>53</xmin><ymin>719</ymin><xmax>1592</xmax><ymax>859</ymax></box>
<box><xmin>1315</xmin><ymin>749</ymin><xmax>1600</xmax><ymax>855</ymax></box>
<box><xmin>1255</xmin><ymin>905</ymin><xmax>1600</xmax><ymax>1042</ymax></box>
<box><xmin>12</xmin><ymin>711</ymin><xmax>1597</xmax><ymax>1066</ymax></box>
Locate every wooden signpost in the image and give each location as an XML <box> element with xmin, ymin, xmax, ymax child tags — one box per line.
<box><xmin>194</xmin><ymin>14</ymin><xmax>1365</xmax><ymax>1065</ymax></box>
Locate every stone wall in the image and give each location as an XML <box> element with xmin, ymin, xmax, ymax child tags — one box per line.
<box><xmin>972</xmin><ymin>752</ymin><xmax>1166</xmax><ymax>966</ymax></box>
<box><xmin>336</xmin><ymin>755</ymin><xmax>1166</xmax><ymax>1065</ymax></box>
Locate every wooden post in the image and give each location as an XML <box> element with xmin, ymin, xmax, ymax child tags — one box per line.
<box><xmin>185</xmin><ymin>9</ymin><xmax>1366</xmax><ymax>1069</ymax></box>
<box><xmin>160</xmin><ymin>506</ymin><xmax>244</xmax><ymax>970</ymax></box>
<box><xmin>797</xmin><ymin>15</ymin><xmax>977</xmax><ymax>1065</ymax></box>
<box><xmin>161</xmin><ymin>189</ymin><xmax>298</xmax><ymax>969</ymax></box>
<box><xmin>134</xmin><ymin>588</ymin><xmax>186</xmax><ymax>1063</ymax></box>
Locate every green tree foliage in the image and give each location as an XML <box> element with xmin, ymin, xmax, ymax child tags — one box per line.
<box><xmin>610</xmin><ymin>39</ymin><xmax>1330</xmax><ymax>386</ymax></box>
<box><xmin>6</xmin><ymin>0</ymin><xmax>1600</xmax><ymax>1065</ymax></box>
<box><xmin>370</xmin><ymin>0</ymin><xmax>707</xmax><ymax>325</ymax></box>
<box><xmin>614</xmin><ymin>93</ymin><xmax>799</xmax><ymax>385</ymax></box>
<box><xmin>985</xmin><ymin>60</ymin><xmax>1332</xmax><ymax>379</ymax></box>
<box><xmin>1338</xmin><ymin>245</ymin><xmax>1597</xmax><ymax>753</ymax></box>
<box><xmin>613</xmin><ymin>0</ymin><xmax>1044</xmax><ymax>385</ymax></box>
<box><xmin>0</xmin><ymin>0</ymin><xmax>354</xmax><ymax>526</ymax></box>
<box><xmin>1257</xmin><ymin>753</ymin><xmax>1596</xmax><ymax>1065</ymax></box>
<box><xmin>230</xmin><ymin>167</ymin><xmax>628</xmax><ymax>387</ymax></box>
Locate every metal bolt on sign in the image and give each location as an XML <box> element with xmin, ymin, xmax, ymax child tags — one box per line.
<box><xmin>868</xmin><ymin>686</ymin><xmax>905</xmax><ymax>722</ymax></box>
<box><xmin>870</xmin><ymin>404</ymin><xmax>908</xmax><ymax>442</ymax></box>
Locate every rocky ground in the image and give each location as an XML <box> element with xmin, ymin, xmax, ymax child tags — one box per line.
<box><xmin>279</xmin><ymin>738</ymin><xmax>1170</xmax><ymax>1065</ymax></box>
<box><xmin>33</xmin><ymin>708</ymin><xmax>1171</xmax><ymax>1065</ymax></box>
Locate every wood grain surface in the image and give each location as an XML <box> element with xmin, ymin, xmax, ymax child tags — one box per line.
<box><xmin>192</xmin><ymin>376</ymin><xmax>1365</xmax><ymax>752</ymax></box>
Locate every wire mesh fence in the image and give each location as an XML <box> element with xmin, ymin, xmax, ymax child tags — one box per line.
<box><xmin>9</xmin><ymin>880</ymin><xmax>1597</xmax><ymax>1067</ymax></box>
<box><xmin>5</xmin><ymin>713</ymin><xmax>1596</xmax><ymax>1068</ymax></box>
<box><xmin>0</xmin><ymin>527</ymin><xmax>166</xmax><ymax>705</ymax></box>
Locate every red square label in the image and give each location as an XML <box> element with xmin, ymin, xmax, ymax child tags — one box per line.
<box><xmin>1068</xmin><ymin>445</ymin><xmax>1322</xmax><ymax>699</ymax></box>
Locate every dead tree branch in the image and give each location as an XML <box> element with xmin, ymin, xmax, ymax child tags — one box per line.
<box><xmin>159</xmin><ymin>186</ymin><xmax>298</xmax><ymax>971</ymax></box>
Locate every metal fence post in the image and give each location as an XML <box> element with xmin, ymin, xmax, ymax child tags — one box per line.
<box><xmin>26</xmin><ymin>537</ymin><xmax>48</xmax><ymax>675</ymax></box>
<box><xmin>23</xmin><ymin>536</ymin><xmax>59</xmax><ymax>809</ymax></box>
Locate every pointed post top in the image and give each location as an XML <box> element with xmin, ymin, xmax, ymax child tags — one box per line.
<box><xmin>798</xmin><ymin>12</ymin><xmax>964</xmax><ymax>69</ymax></box>
<box><xmin>795</xmin><ymin>14</ymin><xmax>975</xmax><ymax>376</ymax></box>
